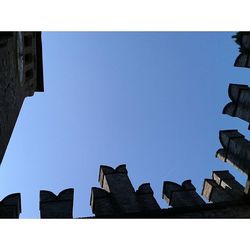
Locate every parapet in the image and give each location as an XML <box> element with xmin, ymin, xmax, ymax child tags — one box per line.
<box><xmin>216</xmin><ymin>130</ymin><xmax>250</xmax><ymax>175</ymax></box>
<box><xmin>90</xmin><ymin>187</ymin><xmax>116</xmax><ymax>216</ymax></box>
<box><xmin>0</xmin><ymin>193</ymin><xmax>21</xmax><ymax>218</ymax></box>
<box><xmin>98</xmin><ymin>164</ymin><xmax>128</xmax><ymax>190</ymax></box>
<box><xmin>136</xmin><ymin>183</ymin><xmax>161</xmax><ymax>211</ymax></box>
<box><xmin>202</xmin><ymin>170</ymin><xmax>244</xmax><ymax>203</ymax></box>
<box><xmin>90</xmin><ymin>164</ymin><xmax>160</xmax><ymax>217</ymax></box>
<box><xmin>223</xmin><ymin>84</ymin><xmax>250</xmax><ymax>128</ymax></box>
<box><xmin>91</xmin><ymin>164</ymin><xmax>250</xmax><ymax>217</ymax></box>
<box><xmin>202</xmin><ymin>179</ymin><xmax>233</xmax><ymax>203</ymax></box>
<box><xmin>233</xmin><ymin>32</ymin><xmax>250</xmax><ymax>68</ymax></box>
<box><xmin>162</xmin><ymin>180</ymin><xmax>205</xmax><ymax>207</ymax></box>
<box><xmin>40</xmin><ymin>188</ymin><xmax>74</xmax><ymax>218</ymax></box>
<box><xmin>0</xmin><ymin>167</ymin><xmax>249</xmax><ymax>218</ymax></box>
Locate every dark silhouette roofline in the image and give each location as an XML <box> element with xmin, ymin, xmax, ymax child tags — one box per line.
<box><xmin>35</xmin><ymin>32</ymin><xmax>44</xmax><ymax>92</ymax></box>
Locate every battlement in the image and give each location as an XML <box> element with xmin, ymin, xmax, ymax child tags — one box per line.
<box><xmin>0</xmin><ymin>193</ymin><xmax>21</xmax><ymax>218</ymax></box>
<box><xmin>91</xmin><ymin>164</ymin><xmax>160</xmax><ymax>217</ymax></box>
<box><xmin>2</xmin><ymin>32</ymin><xmax>250</xmax><ymax>218</ymax></box>
<box><xmin>216</xmin><ymin>130</ymin><xmax>250</xmax><ymax>175</ymax></box>
<box><xmin>90</xmin><ymin>187</ymin><xmax>115</xmax><ymax>216</ymax></box>
<box><xmin>233</xmin><ymin>32</ymin><xmax>250</xmax><ymax>68</ymax></box>
<box><xmin>40</xmin><ymin>188</ymin><xmax>74</xmax><ymax>218</ymax></box>
<box><xmin>223</xmin><ymin>84</ymin><xmax>250</xmax><ymax>128</ymax></box>
<box><xmin>162</xmin><ymin>180</ymin><xmax>205</xmax><ymax>207</ymax></box>
<box><xmin>88</xmin><ymin>164</ymin><xmax>250</xmax><ymax>218</ymax></box>
<box><xmin>202</xmin><ymin>171</ymin><xmax>244</xmax><ymax>203</ymax></box>
<box><xmin>1</xmin><ymin>165</ymin><xmax>250</xmax><ymax>218</ymax></box>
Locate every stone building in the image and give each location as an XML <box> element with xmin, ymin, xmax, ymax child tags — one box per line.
<box><xmin>0</xmin><ymin>32</ymin><xmax>44</xmax><ymax>218</ymax></box>
<box><xmin>0</xmin><ymin>32</ymin><xmax>44</xmax><ymax>165</ymax></box>
<box><xmin>2</xmin><ymin>31</ymin><xmax>250</xmax><ymax>218</ymax></box>
<box><xmin>233</xmin><ymin>32</ymin><xmax>250</xmax><ymax>68</ymax></box>
<box><xmin>85</xmin><ymin>164</ymin><xmax>250</xmax><ymax>218</ymax></box>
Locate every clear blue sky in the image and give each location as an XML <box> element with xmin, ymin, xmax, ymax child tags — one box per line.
<box><xmin>0</xmin><ymin>32</ymin><xmax>249</xmax><ymax>218</ymax></box>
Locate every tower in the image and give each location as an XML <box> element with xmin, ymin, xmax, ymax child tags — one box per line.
<box><xmin>0</xmin><ymin>32</ymin><xmax>44</xmax><ymax>165</ymax></box>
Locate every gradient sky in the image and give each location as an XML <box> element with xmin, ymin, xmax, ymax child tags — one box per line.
<box><xmin>0</xmin><ymin>32</ymin><xmax>249</xmax><ymax>218</ymax></box>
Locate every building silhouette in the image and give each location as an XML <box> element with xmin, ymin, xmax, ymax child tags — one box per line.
<box><xmin>0</xmin><ymin>32</ymin><xmax>43</xmax><ymax>165</ymax></box>
<box><xmin>233</xmin><ymin>32</ymin><xmax>250</xmax><ymax>68</ymax></box>
<box><xmin>1</xmin><ymin>31</ymin><xmax>250</xmax><ymax>218</ymax></box>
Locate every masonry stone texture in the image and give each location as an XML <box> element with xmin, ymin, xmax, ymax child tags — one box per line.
<box><xmin>0</xmin><ymin>32</ymin><xmax>43</xmax><ymax>165</ymax></box>
<box><xmin>87</xmin><ymin>164</ymin><xmax>250</xmax><ymax>218</ymax></box>
<box><xmin>2</xmin><ymin>31</ymin><xmax>250</xmax><ymax>218</ymax></box>
<box><xmin>216</xmin><ymin>130</ymin><xmax>250</xmax><ymax>176</ymax></box>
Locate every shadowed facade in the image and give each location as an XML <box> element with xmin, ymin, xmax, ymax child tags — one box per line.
<box><xmin>0</xmin><ymin>193</ymin><xmax>21</xmax><ymax>218</ymax></box>
<box><xmin>40</xmin><ymin>189</ymin><xmax>74</xmax><ymax>218</ymax></box>
<box><xmin>223</xmin><ymin>84</ymin><xmax>250</xmax><ymax>129</ymax></box>
<box><xmin>90</xmin><ymin>165</ymin><xmax>160</xmax><ymax>217</ymax></box>
<box><xmin>0</xmin><ymin>32</ymin><xmax>43</xmax><ymax>165</ymax></box>
<box><xmin>87</xmin><ymin>164</ymin><xmax>250</xmax><ymax>218</ymax></box>
<box><xmin>233</xmin><ymin>32</ymin><xmax>250</xmax><ymax>68</ymax></box>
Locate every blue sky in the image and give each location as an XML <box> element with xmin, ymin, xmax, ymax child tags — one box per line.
<box><xmin>0</xmin><ymin>32</ymin><xmax>249</xmax><ymax>218</ymax></box>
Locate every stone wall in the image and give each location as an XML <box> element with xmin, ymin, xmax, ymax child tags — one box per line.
<box><xmin>3</xmin><ymin>32</ymin><xmax>250</xmax><ymax>219</ymax></box>
<box><xmin>0</xmin><ymin>32</ymin><xmax>43</xmax><ymax>165</ymax></box>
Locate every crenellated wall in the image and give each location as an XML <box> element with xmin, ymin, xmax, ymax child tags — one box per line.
<box><xmin>3</xmin><ymin>32</ymin><xmax>250</xmax><ymax>218</ymax></box>
<box><xmin>233</xmin><ymin>32</ymin><xmax>250</xmax><ymax>68</ymax></box>
<box><xmin>1</xmin><ymin>165</ymin><xmax>250</xmax><ymax>218</ymax></box>
<box><xmin>0</xmin><ymin>193</ymin><xmax>21</xmax><ymax>218</ymax></box>
<box><xmin>162</xmin><ymin>180</ymin><xmax>205</xmax><ymax>207</ymax></box>
<box><xmin>40</xmin><ymin>189</ymin><xmax>74</xmax><ymax>218</ymax></box>
<box><xmin>91</xmin><ymin>164</ymin><xmax>161</xmax><ymax>217</ymax></box>
<box><xmin>88</xmin><ymin>163</ymin><xmax>250</xmax><ymax>218</ymax></box>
